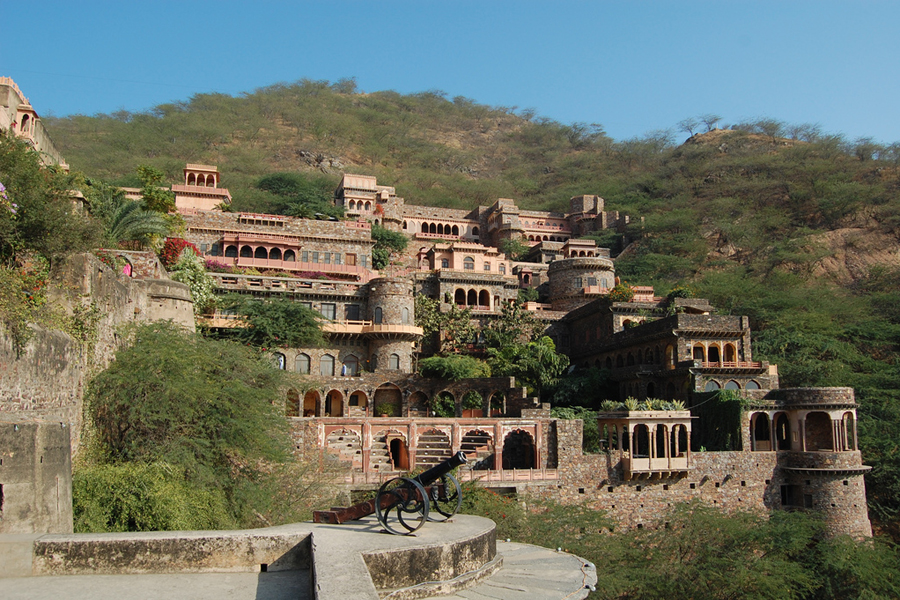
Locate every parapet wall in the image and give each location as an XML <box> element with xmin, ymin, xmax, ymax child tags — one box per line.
<box><xmin>0</xmin><ymin>419</ymin><xmax>73</xmax><ymax>534</ymax></box>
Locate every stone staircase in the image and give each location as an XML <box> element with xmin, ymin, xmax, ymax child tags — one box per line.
<box><xmin>415</xmin><ymin>430</ymin><xmax>452</xmax><ymax>469</ymax></box>
<box><xmin>461</xmin><ymin>431</ymin><xmax>495</xmax><ymax>470</ymax></box>
<box><xmin>369</xmin><ymin>434</ymin><xmax>395</xmax><ymax>472</ymax></box>
<box><xmin>325</xmin><ymin>431</ymin><xmax>362</xmax><ymax>470</ymax></box>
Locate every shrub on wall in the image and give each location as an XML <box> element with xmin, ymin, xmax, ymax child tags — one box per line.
<box><xmin>159</xmin><ymin>237</ymin><xmax>200</xmax><ymax>269</ymax></box>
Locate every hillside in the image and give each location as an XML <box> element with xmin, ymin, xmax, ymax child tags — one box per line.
<box><xmin>43</xmin><ymin>80</ymin><xmax>900</xmax><ymax>532</ymax></box>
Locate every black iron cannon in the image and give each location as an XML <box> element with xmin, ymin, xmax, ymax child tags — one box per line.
<box><xmin>314</xmin><ymin>451</ymin><xmax>467</xmax><ymax>535</ymax></box>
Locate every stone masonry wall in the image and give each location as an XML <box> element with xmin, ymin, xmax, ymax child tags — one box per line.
<box><xmin>0</xmin><ymin>419</ymin><xmax>73</xmax><ymax>534</ymax></box>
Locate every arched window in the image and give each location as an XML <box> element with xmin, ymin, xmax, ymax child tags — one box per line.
<box><xmin>374</xmin><ymin>307</ymin><xmax>383</xmax><ymax>324</ymax></box>
<box><xmin>401</xmin><ymin>307</ymin><xmax>410</xmax><ymax>324</ymax></box>
<box><xmin>451</xmin><ymin>225</ymin><xmax>459</xmax><ymax>235</ymax></box>
<box><xmin>349</xmin><ymin>200</ymin><xmax>356</xmax><ymax>210</ymax></box>
<box><xmin>441</xmin><ymin>259</ymin><xmax>449</xmax><ymax>268</ymax></box>
<box><xmin>746</xmin><ymin>380</ymin><xmax>761</xmax><ymax>390</ymax></box>
<box><xmin>455</xmin><ymin>289</ymin><xmax>466</xmax><ymax>305</ymax></box>
<box><xmin>464</xmin><ymin>257</ymin><xmax>475</xmax><ymax>270</ymax></box>
<box><xmin>342</xmin><ymin>355</ymin><xmax>359</xmax><ymax>376</ymax></box>
<box><xmin>284</xmin><ymin>249</ymin><xmax>296</xmax><ymax>262</ymax></box>
<box><xmin>752</xmin><ymin>413</ymin><xmax>771</xmax><ymax>451</ymax></box>
<box><xmin>240</xmin><ymin>246</ymin><xmax>252</xmax><ymax>258</ymax></box>
<box><xmin>708</xmin><ymin>345</ymin><xmax>721</xmax><ymax>363</ymax></box>
<box><xmin>430</xmin><ymin>223</ymin><xmax>437</xmax><ymax>234</ymax></box>
<box><xmin>225</xmin><ymin>245</ymin><xmax>238</xmax><ymax>258</ymax></box>
<box><xmin>188</xmin><ymin>173</ymin><xmax>196</xmax><ymax>186</ymax></box>
<box><xmin>472</xmin><ymin>227</ymin><xmax>479</xmax><ymax>237</ymax></box>
<box><xmin>479</xmin><ymin>290</ymin><xmax>489</xmax><ymax>306</ymax></box>
<box><xmin>269</xmin><ymin>248</ymin><xmax>282</xmax><ymax>260</ymax></box>
<box><xmin>467</xmin><ymin>289</ymin><xmax>477</xmax><ymax>305</ymax></box>
<box><xmin>704</xmin><ymin>380</ymin><xmax>721</xmax><ymax>391</ymax></box>
<box><xmin>272</xmin><ymin>352</ymin><xmax>286</xmax><ymax>370</ymax></box>
<box><xmin>422</xmin><ymin>223</ymin><xmax>429</xmax><ymax>233</ymax></box>
<box><xmin>693</xmin><ymin>345</ymin><xmax>705</xmax><ymax>361</ymax></box>
<box><xmin>320</xmin><ymin>354</ymin><xmax>335</xmax><ymax>376</ymax></box>
<box><xmin>724</xmin><ymin>380</ymin><xmax>740</xmax><ymax>390</ymax></box>
<box><xmin>724</xmin><ymin>344</ymin><xmax>736</xmax><ymax>362</ymax></box>
<box><xmin>254</xmin><ymin>247</ymin><xmax>267</xmax><ymax>259</ymax></box>
<box><xmin>403</xmin><ymin>220</ymin><xmax>408</xmax><ymax>229</ymax></box>
<box><xmin>296</xmin><ymin>353</ymin><xmax>310</xmax><ymax>374</ymax></box>
<box><xmin>389</xmin><ymin>353</ymin><xmax>400</xmax><ymax>370</ymax></box>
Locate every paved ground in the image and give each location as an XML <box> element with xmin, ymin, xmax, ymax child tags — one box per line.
<box><xmin>419</xmin><ymin>541</ymin><xmax>595</xmax><ymax>600</ymax></box>
<box><xmin>2</xmin><ymin>570</ymin><xmax>311</xmax><ymax>600</ymax></box>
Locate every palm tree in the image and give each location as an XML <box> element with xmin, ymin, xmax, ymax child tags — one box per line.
<box><xmin>105</xmin><ymin>200</ymin><xmax>170</xmax><ymax>248</ymax></box>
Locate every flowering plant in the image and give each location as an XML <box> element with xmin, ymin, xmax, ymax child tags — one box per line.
<box><xmin>0</xmin><ymin>180</ymin><xmax>17</xmax><ymax>215</ymax></box>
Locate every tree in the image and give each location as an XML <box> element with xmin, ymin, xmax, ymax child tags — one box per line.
<box><xmin>0</xmin><ymin>132</ymin><xmax>101</xmax><ymax>263</ymax></box>
<box><xmin>371</xmin><ymin>223</ymin><xmax>408</xmax><ymax>270</ymax></box>
<box><xmin>103</xmin><ymin>199</ymin><xmax>171</xmax><ymax>248</ymax></box>
<box><xmin>483</xmin><ymin>299</ymin><xmax>543</xmax><ymax>348</ymax></box>
<box><xmin>678</xmin><ymin>117</ymin><xmax>700</xmax><ymax>137</ymax></box>
<box><xmin>137</xmin><ymin>165</ymin><xmax>176</xmax><ymax>213</ymax></box>
<box><xmin>221</xmin><ymin>294</ymin><xmax>326</xmax><ymax>349</ymax></box>
<box><xmin>82</xmin><ymin>322</ymin><xmax>292</xmax><ymax>528</ymax></box>
<box><xmin>700</xmin><ymin>113</ymin><xmax>722</xmax><ymax>132</ymax></box>
<box><xmin>419</xmin><ymin>354</ymin><xmax>490</xmax><ymax>380</ymax></box>
<box><xmin>167</xmin><ymin>248</ymin><xmax>217</xmax><ymax>314</ymax></box>
<box><xmin>498</xmin><ymin>237</ymin><xmax>529</xmax><ymax>261</ymax></box>
<box><xmin>256</xmin><ymin>172</ymin><xmax>342</xmax><ymax>219</ymax></box>
<box><xmin>487</xmin><ymin>336</ymin><xmax>569</xmax><ymax>397</ymax></box>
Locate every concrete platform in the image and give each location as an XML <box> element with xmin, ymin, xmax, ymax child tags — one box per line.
<box><xmin>1</xmin><ymin>516</ymin><xmax>595</xmax><ymax>599</ymax></box>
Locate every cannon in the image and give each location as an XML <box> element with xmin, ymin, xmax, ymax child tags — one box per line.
<box><xmin>314</xmin><ymin>451</ymin><xmax>466</xmax><ymax>535</ymax></box>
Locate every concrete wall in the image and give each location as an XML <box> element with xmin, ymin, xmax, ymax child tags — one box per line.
<box><xmin>0</xmin><ymin>420</ymin><xmax>73</xmax><ymax>534</ymax></box>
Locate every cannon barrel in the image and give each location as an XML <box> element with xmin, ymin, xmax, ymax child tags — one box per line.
<box><xmin>413</xmin><ymin>451</ymin><xmax>467</xmax><ymax>487</ymax></box>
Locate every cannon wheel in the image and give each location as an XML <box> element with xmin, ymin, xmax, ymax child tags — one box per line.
<box><xmin>375</xmin><ymin>477</ymin><xmax>429</xmax><ymax>535</ymax></box>
<box><xmin>427</xmin><ymin>473</ymin><xmax>462</xmax><ymax>521</ymax></box>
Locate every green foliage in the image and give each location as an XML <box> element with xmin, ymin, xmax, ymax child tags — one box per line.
<box><xmin>429</xmin><ymin>391</ymin><xmax>456</xmax><ymax>418</ymax></box>
<box><xmin>255</xmin><ymin>172</ymin><xmax>341</xmax><ymax>219</ymax></box>
<box><xmin>691</xmin><ymin>390</ymin><xmax>745</xmax><ymax>451</ymax></box>
<box><xmin>483</xmin><ymin>299</ymin><xmax>544</xmax><ymax>348</ymax></box>
<box><xmin>219</xmin><ymin>294</ymin><xmax>326</xmax><ymax>349</ymax></box>
<box><xmin>547</xmin><ymin>366</ymin><xmax>615</xmax><ymax>409</ymax></box>
<box><xmin>137</xmin><ymin>165</ymin><xmax>175</xmax><ymax>213</ymax></box>
<box><xmin>486</xmin><ymin>335</ymin><xmax>569</xmax><ymax>398</ymax></box>
<box><xmin>167</xmin><ymin>248</ymin><xmax>217</xmax><ymax>314</ymax></box>
<box><xmin>498</xmin><ymin>238</ymin><xmax>529</xmax><ymax>261</ymax></box>
<box><xmin>74</xmin><ymin>462</ymin><xmax>232</xmax><ymax>532</ymax></box>
<box><xmin>517</xmin><ymin>286</ymin><xmax>539</xmax><ymax>303</ymax></box>
<box><xmin>0</xmin><ymin>132</ymin><xmax>101</xmax><ymax>263</ymax></box>
<box><xmin>418</xmin><ymin>354</ymin><xmax>490</xmax><ymax>380</ymax></box>
<box><xmin>371</xmin><ymin>224</ymin><xmax>408</xmax><ymax>270</ymax></box>
<box><xmin>607</xmin><ymin>281</ymin><xmax>635</xmax><ymax>302</ymax></box>
<box><xmin>82</xmin><ymin>321</ymin><xmax>296</xmax><ymax>529</ymax></box>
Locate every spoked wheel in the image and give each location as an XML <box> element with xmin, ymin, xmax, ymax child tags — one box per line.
<box><xmin>375</xmin><ymin>477</ymin><xmax>429</xmax><ymax>535</ymax></box>
<box><xmin>427</xmin><ymin>473</ymin><xmax>462</xmax><ymax>521</ymax></box>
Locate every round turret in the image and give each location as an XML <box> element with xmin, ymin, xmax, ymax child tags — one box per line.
<box><xmin>547</xmin><ymin>257</ymin><xmax>615</xmax><ymax>312</ymax></box>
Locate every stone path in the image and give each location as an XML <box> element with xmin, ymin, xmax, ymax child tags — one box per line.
<box><xmin>419</xmin><ymin>541</ymin><xmax>596</xmax><ymax>600</ymax></box>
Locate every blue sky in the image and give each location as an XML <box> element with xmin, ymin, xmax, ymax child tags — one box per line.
<box><xmin>3</xmin><ymin>1</ymin><xmax>898</xmax><ymax>143</ymax></box>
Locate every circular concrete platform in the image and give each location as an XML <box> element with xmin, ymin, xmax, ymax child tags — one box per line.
<box><xmin>2</xmin><ymin>516</ymin><xmax>595</xmax><ymax>600</ymax></box>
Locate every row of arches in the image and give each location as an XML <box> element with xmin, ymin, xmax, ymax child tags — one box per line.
<box><xmin>186</xmin><ymin>173</ymin><xmax>217</xmax><ymax>187</ymax></box>
<box><xmin>750</xmin><ymin>411</ymin><xmax>857</xmax><ymax>452</ymax></box>
<box><xmin>526</xmin><ymin>234</ymin><xmax>567</xmax><ymax>242</ymax></box>
<box><xmin>693</xmin><ymin>342</ymin><xmax>739</xmax><ymax>364</ymax></box>
<box><xmin>453</xmin><ymin>288</ymin><xmax>498</xmax><ymax>309</ymax></box>
<box><xmin>704</xmin><ymin>379</ymin><xmax>761</xmax><ymax>391</ymax></box>
<box><xmin>274</xmin><ymin>352</ymin><xmax>402</xmax><ymax>376</ymax></box>
<box><xmin>226</xmin><ymin>245</ymin><xmax>297</xmax><ymax>261</ymax></box>
<box><xmin>323</xmin><ymin>427</ymin><xmax>535</xmax><ymax>471</ymax></box>
<box><xmin>347</xmin><ymin>199</ymin><xmax>373</xmax><ymax>211</ymax></box>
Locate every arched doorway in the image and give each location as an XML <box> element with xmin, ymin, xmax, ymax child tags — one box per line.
<box><xmin>502</xmin><ymin>430</ymin><xmax>535</xmax><ymax>470</ymax></box>
<box><xmin>751</xmin><ymin>412</ymin><xmax>771</xmax><ymax>451</ymax></box>
<box><xmin>407</xmin><ymin>391</ymin><xmax>428</xmax><ymax>416</ymax></box>
<box><xmin>373</xmin><ymin>383</ymin><xmax>402</xmax><ymax>417</ymax></box>
<box><xmin>303</xmin><ymin>390</ymin><xmax>320</xmax><ymax>417</ymax></box>
<box><xmin>325</xmin><ymin>390</ymin><xmax>344</xmax><ymax>417</ymax></box>
<box><xmin>348</xmin><ymin>390</ymin><xmax>368</xmax><ymax>417</ymax></box>
<box><xmin>774</xmin><ymin>413</ymin><xmax>791</xmax><ymax>450</ymax></box>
